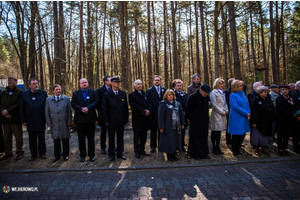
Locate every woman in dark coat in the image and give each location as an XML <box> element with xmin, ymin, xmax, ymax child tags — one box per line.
<box><xmin>186</xmin><ymin>84</ymin><xmax>212</xmax><ymax>160</ymax></box>
<box><xmin>276</xmin><ymin>85</ymin><xmax>297</xmax><ymax>156</ymax></box>
<box><xmin>158</xmin><ymin>89</ymin><xmax>185</xmax><ymax>161</ymax></box>
<box><xmin>250</xmin><ymin>86</ymin><xmax>275</xmax><ymax>156</ymax></box>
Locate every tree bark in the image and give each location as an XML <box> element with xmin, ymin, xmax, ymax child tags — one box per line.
<box><xmin>163</xmin><ymin>2</ymin><xmax>169</xmax><ymax>88</ymax></box>
<box><xmin>213</xmin><ymin>1</ymin><xmax>220</xmax><ymax>79</ymax></box>
<box><xmin>118</xmin><ymin>1</ymin><xmax>128</xmax><ymax>91</ymax></box>
<box><xmin>259</xmin><ymin>2</ymin><xmax>268</xmax><ymax>84</ymax></box>
<box><xmin>29</xmin><ymin>1</ymin><xmax>37</xmax><ymax>79</ymax></box>
<box><xmin>228</xmin><ymin>1</ymin><xmax>241</xmax><ymax>79</ymax></box>
<box><xmin>102</xmin><ymin>2</ymin><xmax>107</xmax><ymax>77</ymax></box>
<box><xmin>79</xmin><ymin>1</ymin><xmax>83</xmax><ymax>83</ymax></box>
<box><xmin>53</xmin><ymin>1</ymin><xmax>60</xmax><ymax>85</ymax></box>
<box><xmin>270</xmin><ymin>1</ymin><xmax>278</xmax><ymax>84</ymax></box>
<box><xmin>87</xmin><ymin>2</ymin><xmax>94</xmax><ymax>88</ymax></box>
<box><xmin>171</xmin><ymin>1</ymin><xmax>178</xmax><ymax>79</ymax></box>
<box><xmin>147</xmin><ymin>1</ymin><xmax>152</xmax><ymax>87</ymax></box>
<box><xmin>59</xmin><ymin>1</ymin><xmax>66</xmax><ymax>91</ymax></box>
<box><xmin>152</xmin><ymin>1</ymin><xmax>159</xmax><ymax>75</ymax></box>
<box><xmin>194</xmin><ymin>1</ymin><xmax>200</xmax><ymax>75</ymax></box>
<box><xmin>281</xmin><ymin>1</ymin><xmax>286</xmax><ymax>83</ymax></box>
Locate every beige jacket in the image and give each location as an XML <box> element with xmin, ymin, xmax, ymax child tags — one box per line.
<box><xmin>209</xmin><ymin>89</ymin><xmax>228</xmax><ymax>131</ymax></box>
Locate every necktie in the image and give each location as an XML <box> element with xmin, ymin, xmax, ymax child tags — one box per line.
<box><xmin>56</xmin><ymin>96</ymin><xmax>59</xmax><ymax>102</ymax></box>
<box><xmin>83</xmin><ymin>91</ymin><xmax>87</xmax><ymax>102</ymax></box>
<box><xmin>115</xmin><ymin>91</ymin><xmax>118</xmax><ymax>96</ymax></box>
<box><xmin>157</xmin><ymin>87</ymin><xmax>160</xmax><ymax>97</ymax></box>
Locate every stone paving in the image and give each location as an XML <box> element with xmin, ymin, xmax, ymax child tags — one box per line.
<box><xmin>1</xmin><ymin>160</ymin><xmax>300</xmax><ymax>199</ymax></box>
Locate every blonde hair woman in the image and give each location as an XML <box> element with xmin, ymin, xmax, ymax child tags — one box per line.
<box><xmin>158</xmin><ymin>89</ymin><xmax>185</xmax><ymax>161</ymax></box>
<box><xmin>210</xmin><ymin>78</ymin><xmax>228</xmax><ymax>155</ymax></box>
<box><xmin>227</xmin><ymin>80</ymin><xmax>251</xmax><ymax>156</ymax></box>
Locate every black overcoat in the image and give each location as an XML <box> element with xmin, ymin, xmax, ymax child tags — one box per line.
<box><xmin>129</xmin><ymin>90</ymin><xmax>151</xmax><ymax>132</ymax></box>
<box><xmin>224</xmin><ymin>87</ymin><xmax>231</xmax><ymax>111</ymax></box>
<box><xmin>186</xmin><ymin>90</ymin><xmax>209</xmax><ymax>139</ymax></box>
<box><xmin>19</xmin><ymin>89</ymin><xmax>47</xmax><ymax>132</ymax></box>
<box><xmin>71</xmin><ymin>89</ymin><xmax>99</xmax><ymax>124</ymax></box>
<box><xmin>276</xmin><ymin>94</ymin><xmax>297</xmax><ymax>137</ymax></box>
<box><xmin>146</xmin><ymin>85</ymin><xmax>166</xmax><ymax>128</ymax></box>
<box><xmin>248</xmin><ymin>90</ymin><xmax>258</xmax><ymax>108</ymax></box>
<box><xmin>175</xmin><ymin>90</ymin><xmax>188</xmax><ymax>112</ymax></box>
<box><xmin>102</xmin><ymin>89</ymin><xmax>129</xmax><ymax>127</ymax></box>
<box><xmin>97</xmin><ymin>85</ymin><xmax>110</xmax><ymax>125</ymax></box>
<box><xmin>157</xmin><ymin>100</ymin><xmax>185</xmax><ymax>153</ymax></box>
<box><xmin>250</xmin><ymin>96</ymin><xmax>275</xmax><ymax>136</ymax></box>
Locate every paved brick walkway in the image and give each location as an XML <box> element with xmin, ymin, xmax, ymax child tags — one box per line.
<box><xmin>1</xmin><ymin>161</ymin><xmax>300</xmax><ymax>199</ymax></box>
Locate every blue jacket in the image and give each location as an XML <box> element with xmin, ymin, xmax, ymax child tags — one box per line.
<box><xmin>228</xmin><ymin>91</ymin><xmax>251</xmax><ymax>135</ymax></box>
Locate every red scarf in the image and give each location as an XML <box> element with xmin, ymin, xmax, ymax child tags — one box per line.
<box><xmin>281</xmin><ymin>94</ymin><xmax>295</xmax><ymax>106</ymax></box>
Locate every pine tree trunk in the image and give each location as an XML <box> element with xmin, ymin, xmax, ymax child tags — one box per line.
<box><xmin>270</xmin><ymin>1</ymin><xmax>278</xmax><ymax>84</ymax></box>
<box><xmin>147</xmin><ymin>1</ymin><xmax>152</xmax><ymax>88</ymax></box>
<box><xmin>163</xmin><ymin>2</ymin><xmax>169</xmax><ymax>88</ymax></box>
<box><xmin>171</xmin><ymin>1</ymin><xmax>178</xmax><ymax>79</ymax></box>
<box><xmin>228</xmin><ymin>1</ymin><xmax>241</xmax><ymax>79</ymax></box>
<box><xmin>194</xmin><ymin>1</ymin><xmax>200</xmax><ymax>75</ymax></box>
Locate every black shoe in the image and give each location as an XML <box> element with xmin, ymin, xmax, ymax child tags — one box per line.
<box><xmin>212</xmin><ymin>148</ymin><xmax>219</xmax><ymax>155</ymax></box>
<box><xmin>109</xmin><ymin>156</ymin><xmax>115</xmax><ymax>161</ymax></box>
<box><xmin>29</xmin><ymin>157</ymin><xmax>37</xmax><ymax>161</ymax></box>
<box><xmin>117</xmin><ymin>155</ymin><xmax>126</xmax><ymax>160</ymax></box>
<box><xmin>150</xmin><ymin>148</ymin><xmax>156</xmax><ymax>153</ymax></box>
<box><xmin>0</xmin><ymin>154</ymin><xmax>13</xmax><ymax>161</ymax></box>
<box><xmin>135</xmin><ymin>153</ymin><xmax>140</xmax><ymax>158</ymax></box>
<box><xmin>233</xmin><ymin>151</ymin><xmax>242</xmax><ymax>156</ymax></box>
<box><xmin>284</xmin><ymin>151</ymin><xmax>290</xmax><ymax>156</ymax></box>
<box><xmin>217</xmin><ymin>149</ymin><xmax>224</xmax><ymax>154</ymax></box>
<box><xmin>140</xmin><ymin>151</ymin><xmax>150</xmax><ymax>156</ymax></box>
<box><xmin>40</xmin><ymin>155</ymin><xmax>48</xmax><ymax>159</ymax></box>
<box><xmin>173</xmin><ymin>154</ymin><xmax>178</xmax><ymax>161</ymax></box>
<box><xmin>89</xmin><ymin>157</ymin><xmax>95</xmax><ymax>162</ymax></box>
<box><xmin>53</xmin><ymin>156</ymin><xmax>60</xmax><ymax>162</ymax></box>
<box><xmin>101</xmin><ymin>149</ymin><xmax>106</xmax><ymax>154</ymax></box>
<box><xmin>167</xmin><ymin>155</ymin><xmax>174</xmax><ymax>162</ymax></box>
<box><xmin>63</xmin><ymin>156</ymin><xmax>69</xmax><ymax>161</ymax></box>
<box><xmin>80</xmin><ymin>157</ymin><xmax>85</xmax><ymax>162</ymax></box>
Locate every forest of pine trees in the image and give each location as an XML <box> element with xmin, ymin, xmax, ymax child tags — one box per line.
<box><xmin>0</xmin><ymin>1</ymin><xmax>300</xmax><ymax>95</ymax></box>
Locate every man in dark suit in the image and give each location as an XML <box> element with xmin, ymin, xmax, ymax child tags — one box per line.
<box><xmin>224</xmin><ymin>78</ymin><xmax>235</xmax><ymax>148</ymax></box>
<box><xmin>71</xmin><ymin>78</ymin><xmax>99</xmax><ymax>162</ymax></box>
<box><xmin>146</xmin><ymin>75</ymin><xmax>166</xmax><ymax>153</ymax></box>
<box><xmin>129</xmin><ymin>79</ymin><xmax>151</xmax><ymax>158</ymax></box>
<box><xmin>248</xmin><ymin>81</ymin><xmax>262</xmax><ymax>108</ymax></box>
<box><xmin>102</xmin><ymin>76</ymin><xmax>129</xmax><ymax>161</ymax></box>
<box><xmin>173</xmin><ymin>79</ymin><xmax>188</xmax><ymax>152</ymax></box>
<box><xmin>19</xmin><ymin>78</ymin><xmax>48</xmax><ymax>161</ymax></box>
<box><xmin>97</xmin><ymin>76</ymin><xmax>111</xmax><ymax>154</ymax></box>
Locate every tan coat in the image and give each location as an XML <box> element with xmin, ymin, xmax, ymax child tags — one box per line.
<box><xmin>209</xmin><ymin>89</ymin><xmax>228</xmax><ymax>131</ymax></box>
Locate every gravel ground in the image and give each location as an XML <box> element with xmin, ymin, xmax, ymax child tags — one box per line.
<box><xmin>0</xmin><ymin>120</ymin><xmax>299</xmax><ymax>171</ymax></box>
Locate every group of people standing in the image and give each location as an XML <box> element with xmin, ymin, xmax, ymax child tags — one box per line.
<box><xmin>0</xmin><ymin>74</ymin><xmax>299</xmax><ymax>163</ymax></box>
